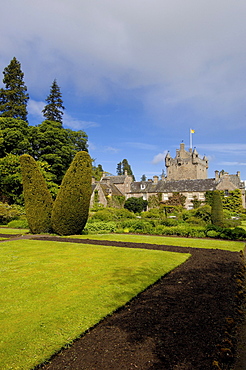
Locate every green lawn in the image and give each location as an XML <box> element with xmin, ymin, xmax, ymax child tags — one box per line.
<box><xmin>71</xmin><ymin>233</ymin><xmax>245</xmax><ymax>252</ymax></box>
<box><xmin>0</xmin><ymin>227</ymin><xmax>29</xmax><ymax>235</ymax></box>
<box><xmin>0</xmin><ymin>239</ymin><xmax>189</xmax><ymax>370</ymax></box>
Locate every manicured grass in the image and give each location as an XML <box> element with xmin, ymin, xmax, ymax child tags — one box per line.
<box><xmin>72</xmin><ymin>233</ymin><xmax>245</xmax><ymax>252</ymax></box>
<box><xmin>0</xmin><ymin>227</ymin><xmax>29</xmax><ymax>235</ymax></box>
<box><xmin>0</xmin><ymin>239</ymin><xmax>189</xmax><ymax>370</ymax></box>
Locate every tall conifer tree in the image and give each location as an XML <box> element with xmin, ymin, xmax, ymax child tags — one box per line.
<box><xmin>42</xmin><ymin>79</ymin><xmax>65</xmax><ymax>123</ymax></box>
<box><xmin>0</xmin><ymin>57</ymin><xmax>29</xmax><ymax>121</ymax></box>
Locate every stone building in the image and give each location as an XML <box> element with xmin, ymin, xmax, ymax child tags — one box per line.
<box><xmin>91</xmin><ymin>143</ymin><xmax>245</xmax><ymax>209</ymax></box>
<box><xmin>165</xmin><ymin>143</ymin><xmax>208</xmax><ymax>180</ymax></box>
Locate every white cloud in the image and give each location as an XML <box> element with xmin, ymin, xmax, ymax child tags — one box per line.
<box><xmin>63</xmin><ymin>113</ymin><xmax>99</xmax><ymax>130</ymax></box>
<box><xmin>198</xmin><ymin>144</ymin><xmax>246</xmax><ymax>155</ymax></box>
<box><xmin>103</xmin><ymin>146</ymin><xmax>120</xmax><ymax>153</ymax></box>
<box><xmin>28</xmin><ymin>99</ymin><xmax>44</xmax><ymax>119</ymax></box>
<box><xmin>152</xmin><ymin>151</ymin><xmax>168</xmax><ymax>165</ymax></box>
<box><xmin>1</xmin><ymin>0</ymin><xmax>246</xmax><ymax>119</ymax></box>
<box><xmin>219</xmin><ymin>161</ymin><xmax>246</xmax><ymax>166</ymax></box>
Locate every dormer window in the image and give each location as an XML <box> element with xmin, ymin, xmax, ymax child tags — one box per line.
<box><xmin>140</xmin><ymin>184</ymin><xmax>146</xmax><ymax>190</ymax></box>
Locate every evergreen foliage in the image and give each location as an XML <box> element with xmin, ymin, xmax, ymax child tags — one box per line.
<box><xmin>124</xmin><ymin>197</ymin><xmax>148</xmax><ymax>213</ymax></box>
<box><xmin>42</xmin><ymin>79</ymin><xmax>65</xmax><ymax>123</ymax></box>
<box><xmin>211</xmin><ymin>190</ymin><xmax>224</xmax><ymax>227</ymax></box>
<box><xmin>20</xmin><ymin>154</ymin><xmax>53</xmax><ymax>233</ymax></box>
<box><xmin>117</xmin><ymin>159</ymin><xmax>135</xmax><ymax>180</ymax></box>
<box><xmin>51</xmin><ymin>151</ymin><xmax>92</xmax><ymax>235</ymax></box>
<box><xmin>0</xmin><ymin>57</ymin><xmax>29</xmax><ymax>121</ymax></box>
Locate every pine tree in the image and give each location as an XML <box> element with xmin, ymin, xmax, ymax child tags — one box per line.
<box><xmin>122</xmin><ymin>159</ymin><xmax>135</xmax><ymax>180</ymax></box>
<box><xmin>116</xmin><ymin>162</ymin><xmax>122</xmax><ymax>175</ymax></box>
<box><xmin>0</xmin><ymin>57</ymin><xmax>29</xmax><ymax>121</ymax></box>
<box><xmin>42</xmin><ymin>79</ymin><xmax>65</xmax><ymax>123</ymax></box>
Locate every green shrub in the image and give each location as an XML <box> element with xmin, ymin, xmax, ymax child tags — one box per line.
<box><xmin>185</xmin><ymin>216</ymin><xmax>206</xmax><ymax>226</ymax></box>
<box><xmin>206</xmin><ymin>229</ymin><xmax>220</xmax><ymax>238</ymax></box>
<box><xmin>0</xmin><ymin>202</ymin><xmax>24</xmax><ymax>224</ymax></box>
<box><xmin>51</xmin><ymin>151</ymin><xmax>92</xmax><ymax>235</ymax></box>
<box><xmin>211</xmin><ymin>190</ymin><xmax>224</xmax><ymax>227</ymax></box>
<box><xmin>20</xmin><ymin>154</ymin><xmax>53</xmax><ymax>234</ymax></box>
<box><xmin>7</xmin><ymin>218</ymin><xmax>29</xmax><ymax>229</ymax></box>
<box><xmin>141</xmin><ymin>208</ymin><xmax>160</xmax><ymax>219</ymax></box>
<box><xmin>194</xmin><ymin>204</ymin><xmax>211</xmax><ymax>222</ymax></box>
<box><xmin>124</xmin><ymin>197</ymin><xmax>148</xmax><ymax>213</ymax></box>
<box><xmin>160</xmin><ymin>218</ymin><xmax>180</xmax><ymax>226</ymax></box>
<box><xmin>84</xmin><ymin>221</ymin><xmax>117</xmax><ymax>234</ymax></box>
<box><xmin>90</xmin><ymin>208</ymin><xmax>135</xmax><ymax>222</ymax></box>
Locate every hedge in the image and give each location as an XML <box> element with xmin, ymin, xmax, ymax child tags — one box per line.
<box><xmin>51</xmin><ymin>151</ymin><xmax>92</xmax><ymax>235</ymax></box>
<box><xmin>20</xmin><ymin>154</ymin><xmax>53</xmax><ymax>233</ymax></box>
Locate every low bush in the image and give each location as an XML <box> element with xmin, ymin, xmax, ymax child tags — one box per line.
<box><xmin>90</xmin><ymin>208</ymin><xmax>135</xmax><ymax>222</ymax></box>
<box><xmin>84</xmin><ymin>221</ymin><xmax>117</xmax><ymax>234</ymax></box>
<box><xmin>160</xmin><ymin>218</ymin><xmax>180</xmax><ymax>226</ymax></box>
<box><xmin>7</xmin><ymin>218</ymin><xmax>29</xmax><ymax>229</ymax></box>
<box><xmin>0</xmin><ymin>202</ymin><xmax>24</xmax><ymax>224</ymax></box>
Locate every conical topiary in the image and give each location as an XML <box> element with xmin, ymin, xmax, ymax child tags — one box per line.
<box><xmin>20</xmin><ymin>154</ymin><xmax>53</xmax><ymax>233</ymax></box>
<box><xmin>211</xmin><ymin>190</ymin><xmax>224</xmax><ymax>227</ymax></box>
<box><xmin>51</xmin><ymin>151</ymin><xmax>92</xmax><ymax>235</ymax></box>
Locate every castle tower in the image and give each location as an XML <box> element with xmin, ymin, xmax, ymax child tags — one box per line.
<box><xmin>165</xmin><ymin>143</ymin><xmax>208</xmax><ymax>180</ymax></box>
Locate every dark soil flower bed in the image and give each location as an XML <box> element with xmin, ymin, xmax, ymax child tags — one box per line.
<box><xmin>31</xmin><ymin>237</ymin><xmax>246</xmax><ymax>370</ymax></box>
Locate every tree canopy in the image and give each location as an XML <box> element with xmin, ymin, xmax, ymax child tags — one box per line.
<box><xmin>0</xmin><ymin>57</ymin><xmax>29</xmax><ymax>121</ymax></box>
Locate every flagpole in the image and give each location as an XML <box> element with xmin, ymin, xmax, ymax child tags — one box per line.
<box><xmin>190</xmin><ymin>129</ymin><xmax>192</xmax><ymax>149</ymax></box>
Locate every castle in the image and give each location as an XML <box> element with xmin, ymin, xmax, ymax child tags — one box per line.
<box><xmin>91</xmin><ymin>143</ymin><xmax>245</xmax><ymax>209</ymax></box>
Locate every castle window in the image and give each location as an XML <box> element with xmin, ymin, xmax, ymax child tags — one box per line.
<box><xmin>163</xmin><ymin>194</ymin><xmax>169</xmax><ymax>201</ymax></box>
<box><xmin>224</xmin><ymin>189</ymin><xmax>229</xmax><ymax>197</ymax></box>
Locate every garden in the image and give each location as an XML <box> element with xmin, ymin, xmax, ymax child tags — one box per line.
<box><xmin>0</xmin><ymin>229</ymin><xmax>245</xmax><ymax>369</ymax></box>
<box><xmin>0</xmin><ymin>152</ymin><xmax>245</xmax><ymax>369</ymax></box>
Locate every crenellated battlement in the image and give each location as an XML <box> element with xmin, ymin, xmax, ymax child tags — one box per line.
<box><xmin>165</xmin><ymin>143</ymin><xmax>208</xmax><ymax>180</ymax></box>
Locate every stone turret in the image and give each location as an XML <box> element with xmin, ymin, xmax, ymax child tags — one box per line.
<box><xmin>165</xmin><ymin>143</ymin><xmax>208</xmax><ymax>180</ymax></box>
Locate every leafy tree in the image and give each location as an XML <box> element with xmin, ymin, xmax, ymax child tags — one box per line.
<box><xmin>42</xmin><ymin>79</ymin><xmax>65</xmax><ymax>123</ymax></box>
<box><xmin>163</xmin><ymin>192</ymin><xmax>186</xmax><ymax>207</ymax></box>
<box><xmin>51</xmin><ymin>151</ymin><xmax>92</xmax><ymax>235</ymax></box>
<box><xmin>124</xmin><ymin>197</ymin><xmax>148</xmax><ymax>213</ymax></box>
<box><xmin>211</xmin><ymin>190</ymin><xmax>224</xmax><ymax>227</ymax></box>
<box><xmin>148</xmin><ymin>194</ymin><xmax>161</xmax><ymax>209</ymax></box>
<box><xmin>0</xmin><ymin>154</ymin><xmax>23</xmax><ymax>204</ymax></box>
<box><xmin>20</xmin><ymin>154</ymin><xmax>53</xmax><ymax>233</ymax></box>
<box><xmin>65</xmin><ymin>128</ymin><xmax>88</xmax><ymax>154</ymax></box>
<box><xmin>92</xmin><ymin>163</ymin><xmax>104</xmax><ymax>180</ymax></box>
<box><xmin>222</xmin><ymin>189</ymin><xmax>243</xmax><ymax>213</ymax></box>
<box><xmin>0</xmin><ymin>118</ymin><xmax>31</xmax><ymax>157</ymax></box>
<box><xmin>29</xmin><ymin>120</ymin><xmax>88</xmax><ymax>183</ymax></box>
<box><xmin>0</xmin><ymin>57</ymin><xmax>29</xmax><ymax>121</ymax></box>
<box><xmin>141</xmin><ymin>174</ymin><xmax>147</xmax><ymax>181</ymax></box>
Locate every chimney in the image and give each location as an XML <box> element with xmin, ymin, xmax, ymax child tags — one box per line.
<box><xmin>215</xmin><ymin>170</ymin><xmax>219</xmax><ymax>181</ymax></box>
<box><xmin>153</xmin><ymin>175</ymin><xmax>159</xmax><ymax>183</ymax></box>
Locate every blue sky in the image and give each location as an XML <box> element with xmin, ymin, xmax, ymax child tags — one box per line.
<box><xmin>1</xmin><ymin>0</ymin><xmax>246</xmax><ymax>181</ymax></box>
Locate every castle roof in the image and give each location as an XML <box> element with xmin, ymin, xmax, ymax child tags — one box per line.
<box><xmin>131</xmin><ymin>178</ymin><xmax>217</xmax><ymax>193</ymax></box>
